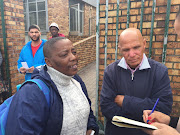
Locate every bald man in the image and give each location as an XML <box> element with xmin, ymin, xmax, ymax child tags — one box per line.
<box><xmin>100</xmin><ymin>28</ymin><xmax>173</xmax><ymax>135</ymax></box>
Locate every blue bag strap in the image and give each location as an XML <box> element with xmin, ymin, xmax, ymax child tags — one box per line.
<box><xmin>20</xmin><ymin>79</ymin><xmax>50</xmax><ymax>107</ymax></box>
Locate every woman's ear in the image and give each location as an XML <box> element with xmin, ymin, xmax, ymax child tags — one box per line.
<box><xmin>45</xmin><ymin>57</ymin><xmax>52</xmax><ymax>67</ymax></box>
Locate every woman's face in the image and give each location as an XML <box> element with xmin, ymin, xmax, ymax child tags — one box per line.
<box><xmin>46</xmin><ymin>39</ymin><xmax>78</xmax><ymax>76</ymax></box>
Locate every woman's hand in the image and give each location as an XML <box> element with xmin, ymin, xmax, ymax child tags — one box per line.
<box><xmin>86</xmin><ymin>129</ymin><xmax>93</xmax><ymax>135</ymax></box>
<box><xmin>143</xmin><ymin>110</ymin><xmax>170</xmax><ymax>124</ymax></box>
<box><xmin>143</xmin><ymin>122</ymin><xmax>180</xmax><ymax>135</ymax></box>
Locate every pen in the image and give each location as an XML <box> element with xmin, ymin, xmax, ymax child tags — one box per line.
<box><xmin>147</xmin><ymin>98</ymin><xmax>159</xmax><ymax>123</ymax></box>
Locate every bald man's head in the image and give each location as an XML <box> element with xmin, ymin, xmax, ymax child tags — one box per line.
<box><xmin>118</xmin><ymin>28</ymin><xmax>146</xmax><ymax>68</ymax></box>
<box><xmin>119</xmin><ymin>28</ymin><xmax>144</xmax><ymax>48</ymax></box>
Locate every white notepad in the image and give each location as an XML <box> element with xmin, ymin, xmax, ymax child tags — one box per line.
<box><xmin>112</xmin><ymin>116</ymin><xmax>158</xmax><ymax>130</ymax></box>
<box><xmin>21</xmin><ymin>62</ymin><xmax>29</xmax><ymax>69</ymax></box>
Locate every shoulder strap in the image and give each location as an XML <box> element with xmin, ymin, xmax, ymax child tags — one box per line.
<box><xmin>20</xmin><ymin>79</ymin><xmax>50</xmax><ymax>107</ymax></box>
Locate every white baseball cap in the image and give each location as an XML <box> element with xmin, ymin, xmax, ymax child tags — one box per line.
<box><xmin>49</xmin><ymin>22</ymin><xmax>59</xmax><ymax>30</ymax></box>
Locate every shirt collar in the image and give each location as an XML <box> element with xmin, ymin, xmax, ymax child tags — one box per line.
<box><xmin>118</xmin><ymin>53</ymin><xmax>151</xmax><ymax>70</ymax></box>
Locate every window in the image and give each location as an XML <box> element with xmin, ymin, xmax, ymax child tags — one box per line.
<box><xmin>23</xmin><ymin>0</ymin><xmax>48</xmax><ymax>32</ymax></box>
<box><xmin>69</xmin><ymin>3</ymin><xmax>84</xmax><ymax>35</ymax></box>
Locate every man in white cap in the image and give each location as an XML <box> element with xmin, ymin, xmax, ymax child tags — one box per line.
<box><xmin>49</xmin><ymin>22</ymin><xmax>65</xmax><ymax>39</ymax></box>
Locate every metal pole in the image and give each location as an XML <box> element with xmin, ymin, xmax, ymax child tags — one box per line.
<box><xmin>162</xmin><ymin>0</ymin><xmax>171</xmax><ymax>64</ymax></box>
<box><xmin>95</xmin><ymin>0</ymin><xmax>100</xmax><ymax>120</ymax></box>
<box><xmin>104</xmin><ymin>0</ymin><xmax>109</xmax><ymax>68</ymax></box>
<box><xmin>126</xmin><ymin>0</ymin><xmax>130</xmax><ymax>28</ymax></box>
<box><xmin>115</xmin><ymin>0</ymin><xmax>120</xmax><ymax>61</ymax></box>
<box><xmin>0</xmin><ymin>0</ymin><xmax>12</xmax><ymax>95</ymax></box>
<box><xmin>140</xmin><ymin>0</ymin><xmax>144</xmax><ymax>33</ymax></box>
<box><xmin>149</xmin><ymin>0</ymin><xmax>156</xmax><ymax>58</ymax></box>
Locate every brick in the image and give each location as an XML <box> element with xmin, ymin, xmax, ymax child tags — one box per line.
<box><xmin>142</xmin><ymin>22</ymin><xmax>156</xmax><ymax>28</ymax></box>
<box><xmin>131</xmin><ymin>2</ymin><xmax>141</xmax><ymax>8</ymax></box>
<box><xmin>155</xmin><ymin>14</ymin><xmax>166</xmax><ymax>21</ymax></box>
<box><xmin>166</xmin><ymin>56</ymin><xmax>180</xmax><ymax>62</ymax></box>
<box><xmin>119</xmin><ymin>3</ymin><xmax>127</xmax><ymax>9</ymax></box>
<box><xmin>156</xmin><ymin>0</ymin><xmax>167</xmax><ymax>6</ymax></box>
<box><xmin>108</xmin><ymin>4</ymin><xmax>114</xmax><ymax>10</ymax></box>
<box><xmin>173</xmin><ymin>76</ymin><xmax>180</xmax><ymax>82</ymax></box>
<box><xmin>166</xmin><ymin>49</ymin><xmax>175</xmax><ymax>55</ymax></box>
<box><xmin>119</xmin><ymin>16</ymin><xmax>127</xmax><ymax>22</ymax></box>
<box><xmin>168</xmin><ymin>69</ymin><xmax>180</xmax><ymax>75</ymax></box>
<box><xmin>154</xmin><ymin>28</ymin><xmax>165</xmax><ymax>35</ymax></box>
<box><xmin>174</xmin><ymin>63</ymin><xmax>180</xmax><ymax>69</ymax></box>
<box><xmin>130</xmin><ymin>9</ymin><xmax>139</xmax><ymax>15</ymax></box>
<box><xmin>100</xmin><ymin>11</ymin><xmax>105</xmax><ymax>17</ymax></box>
<box><xmin>169</xmin><ymin>13</ymin><xmax>177</xmax><ymax>20</ymax></box>
<box><xmin>120</xmin><ymin>23</ymin><xmax>126</xmax><ymax>29</ymax></box>
<box><xmin>168</xmin><ymin>35</ymin><xmax>176</xmax><ymax>41</ymax></box>
<box><xmin>167</xmin><ymin>42</ymin><xmax>180</xmax><ymax>48</ymax></box>
<box><xmin>108</xmin><ymin>18</ymin><xmax>113</xmax><ymax>23</ymax></box>
<box><xmin>130</xmin><ymin>16</ymin><xmax>137</xmax><ymax>22</ymax></box>
<box><xmin>121</xmin><ymin>10</ymin><xmax>127</xmax><ymax>15</ymax></box>
<box><xmin>129</xmin><ymin>23</ymin><xmax>138</xmax><ymax>28</ymax></box>
<box><xmin>100</xmin><ymin>18</ymin><xmax>106</xmax><ymax>23</ymax></box>
<box><xmin>107</xmin><ymin>30</ymin><xmax>113</xmax><ymax>35</ymax></box>
<box><xmin>170</xmin><ymin>5</ymin><xmax>179</xmax><ymax>12</ymax></box>
<box><xmin>155</xmin><ymin>49</ymin><xmax>162</xmax><ymax>55</ymax></box>
<box><xmin>156</xmin><ymin>35</ymin><xmax>164</xmax><ymax>42</ymax></box>
<box><xmin>171</xmin><ymin>0</ymin><xmax>180</xmax><ymax>5</ymax></box>
<box><xmin>144</xmin><ymin>8</ymin><xmax>152</xmax><ymax>14</ymax></box>
<box><xmin>175</xmin><ymin>49</ymin><xmax>180</xmax><ymax>55</ymax></box>
<box><xmin>108</xmin><ymin>11</ymin><xmax>117</xmax><ymax>17</ymax></box>
<box><xmin>100</xmin><ymin>5</ymin><xmax>106</xmax><ymax>11</ymax></box>
<box><xmin>159</xmin><ymin>7</ymin><xmax>168</xmax><ymax>13</ymax></box>
<box><xmin>165</xmin><ymin>62</ymin><xmax>173</xmax><ymax>68</ymax></box>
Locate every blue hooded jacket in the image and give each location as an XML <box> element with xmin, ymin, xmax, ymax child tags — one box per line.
<box><xmin>17</xmin><ymin>39</ymin><xmax>47</xmax><ymax>80</ymax></box>
<box><xmin>6</xmin><ymin>66</ymin><xmax>99</xmax><ymax>135</ymax></box>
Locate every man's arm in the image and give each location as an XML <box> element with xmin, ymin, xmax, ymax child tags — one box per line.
<box><xmin>100</xmin><ymin>68</ymin><xmax>124</xmax><ymax>120</ymax></box>
<box><xmin>116</xmin><ymin>69</ymin><xmax>173</xmax><ymax>121</ymax></box>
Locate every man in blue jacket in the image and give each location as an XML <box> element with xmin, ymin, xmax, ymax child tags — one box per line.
<box><xmin>100</xmin><ymin>28</ymin><xmax>173</xmax><ymax>135</ymax></box>
<box><xmin>17</xmin><ymin>24</ymin><xmax>47</xmax><ymax>80</ymax></box>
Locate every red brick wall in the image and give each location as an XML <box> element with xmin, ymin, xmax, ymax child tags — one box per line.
<box><xmin>74</xmin><ymin>35</ymin><xmax>96</xmax><ymax>70</ymax></box>
<box><xmin>0</xmin><ymin>0</ymin><xmax>25</xmax><ymax>94</ymax></box>
<box><xmin>98</xmin><ymin>0</ymin><xmax>180</xmax><ymax>122</ymax></box>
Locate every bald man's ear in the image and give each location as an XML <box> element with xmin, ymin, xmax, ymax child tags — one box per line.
<box><xmin>143</xmin><ymin>38</ymin><xmax>146</xmax><ymax>49</ymax></box>
<box><xmin>45</xmin><ymin>57</ymin><xmax>52</xmax><ymax>67</ymax></box>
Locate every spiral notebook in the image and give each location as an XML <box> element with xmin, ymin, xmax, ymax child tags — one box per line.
<box><xmin>112</xmin><ymin>116</ymin><xmax>158</xmax><ymax>130</ymax></box>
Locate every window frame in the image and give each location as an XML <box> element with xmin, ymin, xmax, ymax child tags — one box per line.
<box><xmin>23</xmin><ymin>0</ymin><xmax>48</xmax><ymax>33</ymax></box>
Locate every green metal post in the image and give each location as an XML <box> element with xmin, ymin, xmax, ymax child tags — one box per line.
<box><xmin>104</xmin><ymin>0</ymin><xmax>109</xmax><ymax>68</ymax></box>
<box><xmin>140</xmin><ymin>0</ymin><xmax>144</xmax><ymax>33</ymax></box>
<box><xmin>149</xmin><ymin>0</ymin><xmax>156</xmax><ymax>58</ymax></box>
<box><xmin>115</xmin><ymin>0</ymin><xmax>120</xmax><ymax>61</ymax></box>
<box><xmin>95</xmin><ymin>0</ymin><xmax>100</xmax><ymax>120</ymax></box>
<box><xmin>103</xmin><ymin>0</ymin><xmax>109</xmax><ymax>130</ymax></box>
<box><xmin>162</xmin><ymin>0</ymin><xmax>171</xmax><ymax>64</ymax></box>
<box><xmin>0</xmin><ymin>0</ymin><xmax>12</xmax><ymax>95</ymax></box>
<box><xmin>95</xmin><ymin>0</ymin><xmax>105</xmax><ymax>134</ymax></box>
<box><xmin>126</xmin><ymin>0</ymin><xmax>130</xmax><ymax>28</ymax></box>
